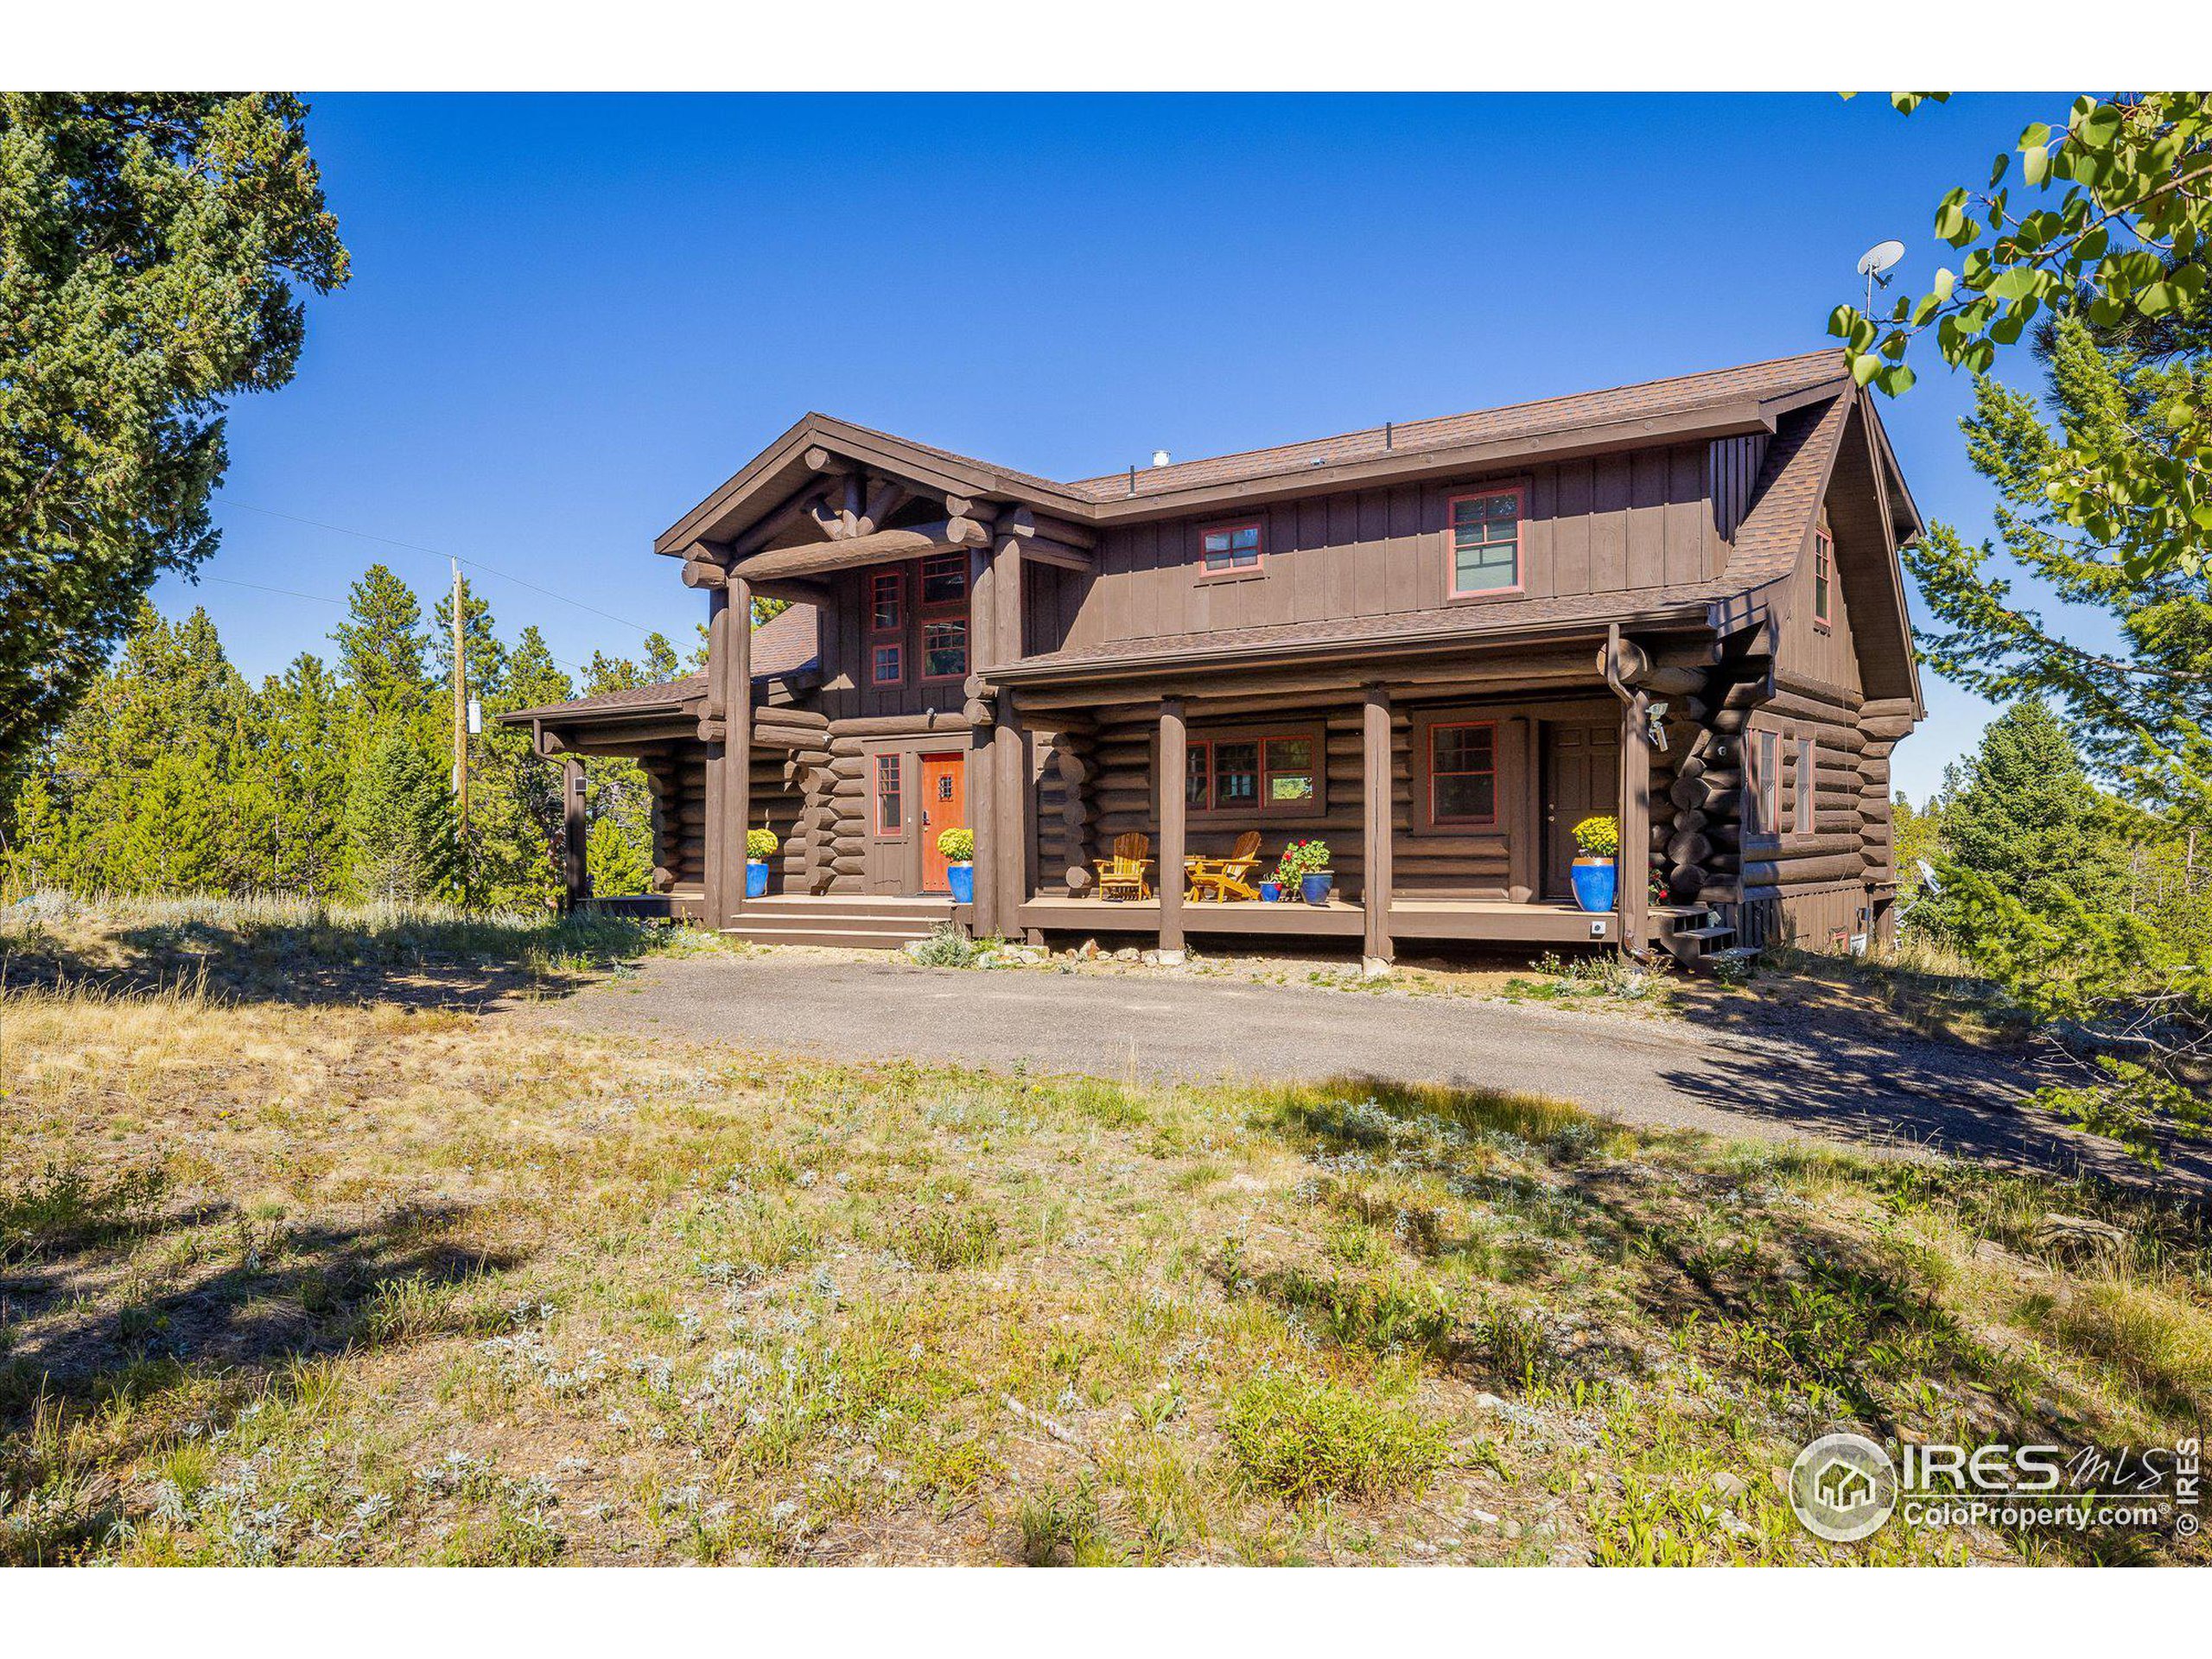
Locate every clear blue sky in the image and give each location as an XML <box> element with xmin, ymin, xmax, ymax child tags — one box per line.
<box><xmin>162</xmin><ymin>92</ymin><xmax>2077</xmax><ymax>804</ymax></box>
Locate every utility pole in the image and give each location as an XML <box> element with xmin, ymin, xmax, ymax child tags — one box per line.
<box><xmin>451</xmin><ymin>560</ymin><xmax>469</xmax><ymax>842</ymax></box>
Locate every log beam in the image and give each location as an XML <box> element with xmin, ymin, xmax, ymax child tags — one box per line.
<box><xmin>562</xmin><ymin>756</ymin><xmax>588</xmax><ymax>912</ymax></box>
<box><xmin>1363</xmin><ymin>684</ymin><xmax>1393</xmax><ymax>972</ymax></box>
<box><xmin>1158</xmin><ymin>698</ymin><xmax>1186</xmax><ymax>961</ymax></box>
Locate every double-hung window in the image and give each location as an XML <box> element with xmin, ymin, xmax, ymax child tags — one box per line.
<box><xmin>918</xmin><ymin>553</ymin><xmax>969</xmax><ymax>680</ymax></box>
<box><xmin>1813</xmin><ymin>529</ymin><xmax>1834</xmax><ymax>628</ymax></box>
<box><xmin>869</xmin><ymin>570</ymin><xmax>904</xmax><ymax>685</ymax></box>
<box><xmin>1182</xmin><ymin>728</ymin><xmax>1322</xmax><ymax>818</ymax></box>
<box><xmin>1448</xmin><ymin>486</ymin><xmax>1522</xmax><ymax>596</ymax></box>
<box><xmin>1749</xmin><ymin>729</ymin><xmax>1781</xmax><ymax>837</ymax></box>
<box><xmin>1428</xmin><ymin>722</ymin><xmax>1498</xmax><ymax>826</ymax></box>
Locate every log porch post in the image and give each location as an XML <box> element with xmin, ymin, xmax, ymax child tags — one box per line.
<box><xmin>968</xmin><ymin>547</ymin><xmax>1000</xmax><ymax>938</ymax></box>
<box><xmin>1157</xmin><ymin>696</ymin><xmax>1186</xmax><ymax>963</ymax></box>
<box><xmin>1618</xmin><ymin>696</ymin><xmax>1651</xmax><ymax>955</ymax></box>
<box><xmin>562</xmin><ymin>755</ymin><xmax>588</xmax><ymax>912</ymax></box>
<box><xmin>991</xmin><ymin>538</ymin><xmax>1027</xmax><ymax>937</ymax></box>
<box><xmin>702</xmin><ymin>588</ymin><xmax>729</xmax><ymax>925</ymax></box>
<box><xmin>1362</xmin><ymin>684</ymin><xmax>1393</xmax><ymax>975</ymax></box>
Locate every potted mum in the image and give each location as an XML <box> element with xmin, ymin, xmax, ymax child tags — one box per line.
<box><xmin>746</xmin><ymin>828</ymin><xmax>779</xmax><ymax>898</ymax></box>
<box><xmin>1568</xmin><ymin>815</ymin><xmax>1618</xmax><ymax>914</ymax></box>
<box><xmin>1274</xmin><ymin>837</ymin><xmax>1334</xmax><ymax>906</ymax></box>
<box><xmin>937</xmin><ymin>826</ymin><xmax>976</xmax><ymax>905</ymax></box>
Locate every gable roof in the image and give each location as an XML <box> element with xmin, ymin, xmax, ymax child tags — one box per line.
<box><xmin>658</xmin><ymin>350</ymin><xmax>1853</xmax><ymax>555</ymax></box>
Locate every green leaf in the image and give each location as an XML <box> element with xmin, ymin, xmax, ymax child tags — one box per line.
<box><xmin>1826</xmin><ymin>304</ymin><xmax>1855</xmax><ymax>339</ymax></box>
<box><xmin>1878</xmin><ymin>362</ymin><xmax>1916</xmax><ymax>396</ymax></box>
<box><xmin>2022</xmin><ymin>144</ymin><xmax>2050</xmax><ymax>188</ymax></box>
<box><xmin>1851</xmin><ymin>352</ymin><xmax>1882</xmax><ymax>387</ymax></box>
<box><xmin>1932</xmin><ymin>267</ymin><xmax>1956</xmax><ymax>302</ymax></box>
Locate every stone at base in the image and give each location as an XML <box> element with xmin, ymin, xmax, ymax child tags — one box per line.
<box><xmin>1362</xmin><ymin>956</ymin><xmax>1394</xmax><ymax>979</ymax></box>
<box><xmin>1148</xmin><ymin>948</ymin><xmax>1186</xmax><ymax>967</ymax></box>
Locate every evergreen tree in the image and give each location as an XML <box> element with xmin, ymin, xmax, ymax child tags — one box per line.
<box><xmin>467</xmin><ymin>626</ymin><xmax>572</xmax><ymax>909</ymax></box>
<box><xmin>0</xmin><ymin>94</ymin><xmax>349</xmax><ymax>777</ymax></box>
<box><xmin>1905</xmin><ymin>315</ymin><xmax>2212</xmax><ymax>824</ymax></box>
<box><xmin>1929</xmin><ymin>701</ymin><xmax>2122</xmax><ymax>928</ymax></box>
<box><xmin>335</xmin><ymin>564</ymin><xmax>432</xmax><ymax>726</ymax></box>
<box><xmin>585</xmin><ymin>814</ymin><xmax>651</xmax><ymax>897</ymax></box>
<box><xmin>238</xmin><ymin>653</ymin><xmax>352</xmax><ymax>894</ymax></box>
<box><xmin>432</xmin><ymin>577</ymin><xmax>508</xmax><ymax>701</ymax></box>
<box><xmin>345</xmin><ymin>722</ymin><xmax>459</xmax><ymax>903</ymax></box>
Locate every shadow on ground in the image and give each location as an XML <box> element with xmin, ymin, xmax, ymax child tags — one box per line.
<box><xmin>0</xmin><ymin>908</ymin><xmax>669</xmax><ymax>1011</ymax></box>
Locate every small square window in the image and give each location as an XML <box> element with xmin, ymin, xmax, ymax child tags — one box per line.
<box><xmin>923</xmin><ymin>619</ymin><xmax>968</xmax><ymax>680</ymax></box>
<box><xmin>1449</xmin><ymin>489</ymin><xmax>1522</xmax><ymax>595</ymax></box>
<box><xmin>871</xmin><ymin>642</ymin><xmax>902</xmax><ymax>685</ymax></box>
<box><xmin>1200</xmin><ymin>523</ymin><xmax>1262</xmax><ymax>573</ymax></box>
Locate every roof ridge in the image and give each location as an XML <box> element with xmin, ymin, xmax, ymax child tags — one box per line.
<box><xmin>1063</xmin><ymin>348</ymin><xmax>1846</xmax><ymax>490</ymax></box>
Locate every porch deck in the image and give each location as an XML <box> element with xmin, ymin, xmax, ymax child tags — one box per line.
<box><xmin>1014</xmin><ymin>894</ymin><xmax>1624</xmax><ymax>945</ymax></box>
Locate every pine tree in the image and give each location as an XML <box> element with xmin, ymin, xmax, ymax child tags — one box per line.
<box><xmin>0</xmin><ymin>93</ymin><xmax>349</xmax><ymax>778</ymax></box>
<box><xmin>466</xmin><ymin>626</ymin><xmax>572</xmax><ymax>909</ymax></box>
<box><xmin>585</xmin><ymin>814</ymin><xmax>651</xmax><ymax>896</ymax></box>
<box><xmin>335</xmin><ymin>564</ymin><xmax>432</xmax><ymax>727</ymax></box>
<box><xmin>345</xmin><ymin>722</ymin><xmax>459</xmax><ymax>903</ymax></box>
<box><xmin>1932</xmin><ymin>700</ymin><xmax>2123</xmax><ymax>924</ymax></box>
<box><xmin>239</xmin><ymin>653</ymin><xmax>352</xmax><ymax>894</ymax></box>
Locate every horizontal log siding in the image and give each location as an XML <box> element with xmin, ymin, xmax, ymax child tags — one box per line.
<box><xmin>1057</xmin><ymin>442</ymin><xmax>1724</xmax><ymax>653</ymax></box>
<box><xmin>1066</xmin><ymin>701</ymin><xmax>1520</xmax><ymax>900</ymax></box>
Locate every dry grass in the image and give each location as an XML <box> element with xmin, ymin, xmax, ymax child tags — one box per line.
<box><xmin>1</xmin><ymin>912</ymin><xmax>2208</xmax><ymax>1566</ymax></box>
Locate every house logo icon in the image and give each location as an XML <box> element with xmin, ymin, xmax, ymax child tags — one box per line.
<box><xmin>1789</xmin><ymin>1431</ymin><xmax>1898</xmax><ymax>1542</ymax></box>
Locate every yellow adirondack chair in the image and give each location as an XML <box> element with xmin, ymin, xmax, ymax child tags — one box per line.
<box><xmin>1096</xmin><ymin>832</ymin><xmax>1153</xmax><ymax>901</ymax></box>
<box><xmin>1186</xmin><ymin>830</ymin><xmax>1265</xmax><ymax>903</ymax></box>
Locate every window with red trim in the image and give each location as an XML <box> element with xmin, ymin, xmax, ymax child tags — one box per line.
<box><xmin>1449</xmin><ymin>488</ymin><xmax>1522</xmax><ymax>595</ymax></box>
<box><xmin>1200</xmin><ymin>522</ymin><xmax>1262</xmax><ymax>574</ymax></box>
<box><xmin>1428</xmin><ymin>722</ymin><xmax>1498</xmax><ymax>824</ymax></box>
<box><xmin>871</xmin><ymin>642</ymin><xmax>902</xmax><ymax>685</ymax></box>
<box><xmin>1813</xmin><ymin>530</ymin><xmax>1834</xmax><ymax>627</ymax></box>
<box><xmin>870</xmin><ymin>570</ymin><xmax>903</xmax><ymax>633</ymax></box>
<box><xmin>918</xmin><ymin>554</ymin><xmax>970</xmax><ymax>679</ymax></box>
<box><xmin>874</xmin><ymin>754</ymin><xmax>902</xmax><ymax>836</ymax></box>
<box><xmin>1182</xmin><ymin>726</ymin><xmax>1325</xmax><ymax>818</ymax></box>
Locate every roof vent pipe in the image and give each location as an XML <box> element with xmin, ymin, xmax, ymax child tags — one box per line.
<box><xmin>1384</xmin><ymin>421</ymin><xmax>1394</xmax><ymax>451</ymax></box>
<box><xmin>1151</xmin><ymin>449</ymin><xmax>1172</xmax><ymax>468</ymax></box>
<box><xmin>1128</xmin><ymin>464</ymin><xmax>1137</xmax><ymax>496</ymax></box>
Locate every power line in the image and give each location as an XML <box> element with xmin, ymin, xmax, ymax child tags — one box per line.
<box><xmin>225</xmin><ymin>499</ymin><xmax>667</xmax><ymax>639</ymax></box>
<box><xmin>200</xmin><ymin>574</ymin><xmax>602</xmax><ymax>681</ymax></box>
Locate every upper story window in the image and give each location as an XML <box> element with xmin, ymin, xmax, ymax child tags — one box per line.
<box><xmin>1199</xmin><ymin>522</ymin><xmax>1262</xmax><ymax>575</ymax></box>
<box><xmin>1813</xmin><ymin>529</ymin><xmax>1834</xmax><ymax>628</ymax></box>
<box><xmin>1449</xmin><ymin>487</ymin><xmax>1522</xmax><ymax>596</ymax></box>
<box><xmin>1428</xmin><ymin>722</ymin><xmax>1497</xmax><ymax>825</ymax></box>
<box><xmin>871</xmin><ymin>570</ymin><xmax>903</xmax><ymax>633</ymax></box>
<box><xmin>919</xmin><ymin>553</ymin><xmax>969</xmax><ymax>608</ymax></box>
<box><xmin>871</xmin><ymin>642</ymin><xmax>903</xmax><ymax>685</ymax></box>
<box><xmin>918</xmin><ymin>553</ymin><xmax>969</xmax><ymax>680</ymax></box>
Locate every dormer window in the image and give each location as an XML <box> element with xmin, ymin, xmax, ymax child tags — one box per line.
<box><xmin>1448</xmin><ymin>486</ymin><xmax>1522</xmax><ymax>596</ymax></box>
<box><xmin>1200</xmin><ymin>522</ymin><xmax>1262</xmax><ymax>575</ymax></box>
<box><xmin>1813</xmin><ymin>529</ymin><xmax>1834</xmax><ymax>628</ymax></box>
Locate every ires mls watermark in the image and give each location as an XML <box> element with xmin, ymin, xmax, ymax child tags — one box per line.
<box><xmin>1789</xmin><ymin>1429</ymin><xmax>2201</xmax><ymax>1544</ymax></box>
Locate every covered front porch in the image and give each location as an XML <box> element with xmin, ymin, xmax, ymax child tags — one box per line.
<box><xmin>992</xmin><ymin>624</ymin><xmax>1694</xmax><ymax>969</ymax></box>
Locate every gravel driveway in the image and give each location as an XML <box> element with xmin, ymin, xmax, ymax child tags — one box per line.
<box><xmin>508</xmin><ymin>952</ymin><xmax>2171</xmax><ymax>1181</ymax></box>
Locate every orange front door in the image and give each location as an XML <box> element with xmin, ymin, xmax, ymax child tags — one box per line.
<box><xmin>918</xmin><ymin>751</ymin><xmax>966</xmax><ymax>893</ymax></box>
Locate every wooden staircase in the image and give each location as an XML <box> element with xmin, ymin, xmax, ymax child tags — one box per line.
<box><xmin>719</xmin><ymin>894</ymin><xmax>957</xmax><ymax>951</ymax></box>
<box><xmin>1654</xmin><ymin>904</ymin><xmax>1737</xmax><ymax>967</ymax></box>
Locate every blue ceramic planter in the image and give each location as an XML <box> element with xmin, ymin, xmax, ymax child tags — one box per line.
<box><xmin>1300</xmin><ymin>872</ymin><xmax>1334</xmax><ymax>906</ymax></box>
<box><xmin>947</xmin><ymin>862</ymin><xmax>975</xmax><ymax>905</ymax></box>
<box><xmin>1259</xmin><ymin>881</ymin><xmax>1283</xmax><ymax>902</ymax></box>
<box><xmin>746</xmin><ymin>860</ymin><xmax>770</xmax><ymax>899</ymax></box>
<box><xmin>1570</xmin><ymin>857</ymin><xmax>1616</xmax><ymax>913</ymax></box>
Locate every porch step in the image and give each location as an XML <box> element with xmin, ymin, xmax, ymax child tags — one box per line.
<box><xmin>1654</xmin><ymin>905</ymin><xmax>1735</xmax><ymax>967</ymax></box>
<box><xmin>719</xmin><ymin>894</ymin><xmax>956</xmax><ymax>951</ymax></box>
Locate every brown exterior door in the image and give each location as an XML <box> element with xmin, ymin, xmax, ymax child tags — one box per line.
<box><xmin>918</xmin><ymin>751</ymin><xmax>965</xmax><ymax>893</ymax></box>
<box><xmin>1541</xmin><ymin>721</ymin><xmax>1619</xmax><ymax>899</ymax></box>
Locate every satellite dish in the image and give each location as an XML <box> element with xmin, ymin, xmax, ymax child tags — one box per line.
<box><xmin>1856</xmin><ymin>239</ymin><xmax>1906</xmax><ymax>279</ymax></box>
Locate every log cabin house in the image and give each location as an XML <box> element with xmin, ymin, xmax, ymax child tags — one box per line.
<box><xmin>503</xmin><ymin>348</ymin><xmax>1923</xmax><ymax>966</ymax></box>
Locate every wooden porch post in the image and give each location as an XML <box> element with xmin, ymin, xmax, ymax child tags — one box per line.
<box><xmin>1618</xmin><ymin>696</ymin><xmax>1651</xmax><ymax>955</ymax></box>
<box><xmin>1158</xmin><ymin>696</ymin><xmax>1186</xmax><ymax>963</ymax></box>
<box><xmin>709</xmin><ymin>576</ymin><xmax>753</xmax><ymax>927</ymax></box>
<box><xmin>1362</xmin><ymin>684</ymin><xmax>1393</xmax><ymax>975</ymax></box>
<box><xmin>992</xmin><ymin>540</ymin><xmax>1027</xmax><ymax>936</ymax></box>
<box><xmin>562</xmin><ymin>755</ymin><xmax>588</xmax><ymax>912</ymax></box>
<box><xmin>968</xmin><ymin>550</ymin><xmax>1000</xmax><ymax>938</ymax></box>
<box><xmin>702</xmin><ymin>588</ymin><xmax>729</xmax><ymax>925</ymax></box>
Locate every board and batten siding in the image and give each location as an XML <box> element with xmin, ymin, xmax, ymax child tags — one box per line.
<box><xmin>1051</xmin><ymin>440</ymin><xmax>1740</xmax><ymax>652</ymax></box>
